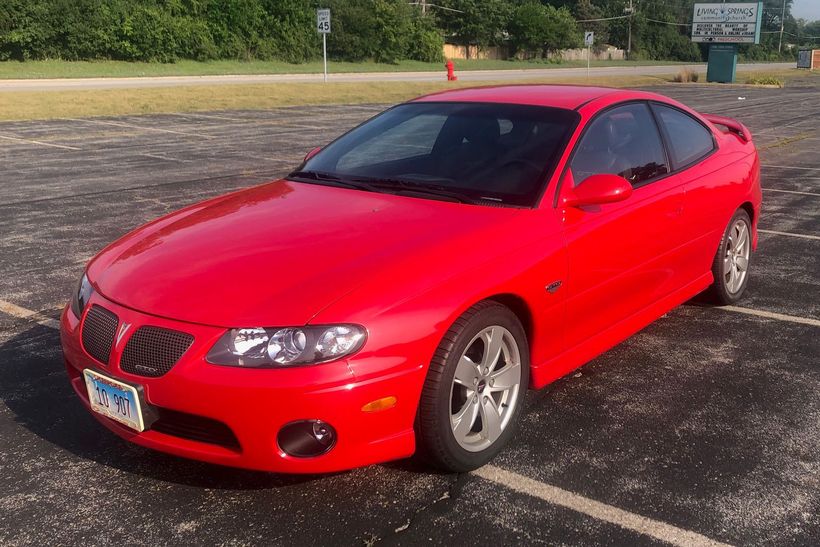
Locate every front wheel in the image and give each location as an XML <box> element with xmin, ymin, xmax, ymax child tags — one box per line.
<box><xmin>706</xmin><ymin>208</ymin><xmax>752</xmax><ymax>305</ymax></box>
<box><xmin>416</xmin><ymin>301</ymin><xmax>529</xmax><ymax>472</ymax></box>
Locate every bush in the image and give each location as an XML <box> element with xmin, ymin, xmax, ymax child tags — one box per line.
<box><xmin>408</xmin><ymin>25</ymin><xmax>444</xmax><ymax>64</ymax></box>
<box><xmin>672</xmin><ymin>68</ymin><xmax>699</xmax><ymax>83</ymax></box>
<box><xmin>745</xmin><ymin>75</ymin><xmax>784</xmax><ymax>87</ymax></box>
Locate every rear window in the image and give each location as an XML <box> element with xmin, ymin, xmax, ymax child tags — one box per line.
<box><xmin>298</xmin><ymin>102</ymin><xmax>579</xmax><ymax>206</ymax></box>
<box><xmin>653</xmin><ymin>104</ymin><xmax>715</xmax><ymax>169</ymax></box>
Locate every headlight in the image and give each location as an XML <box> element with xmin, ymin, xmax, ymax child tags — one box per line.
<box><xmin>70</xmin><ymin>273</ymin><xmax>93</xmax><ymax>319</ymax></box>
<box><xmin>206</xmin><ymin>325</ymin><xmax>366</xmax><ymax>367</ymax></box>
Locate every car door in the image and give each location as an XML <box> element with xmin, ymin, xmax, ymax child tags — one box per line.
<box><xmin>649</xmin><ymin>102</ymin><xmax>724</xmax><ymax>282</ymax></box>
<box><xmin>555</xmin><ymin>101</ymin><xmax>687</xmax><ymax>352</ymax></box>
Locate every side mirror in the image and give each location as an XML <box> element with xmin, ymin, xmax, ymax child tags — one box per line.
<box><xmin>304</xmin><ymin>146</ymin><xmax>322</xmax><ymax>162</ymax></box>
<box><xmin>563</xmin><ymin>174</ymin><xmax>632</xmax><ymax>208</ymax></box>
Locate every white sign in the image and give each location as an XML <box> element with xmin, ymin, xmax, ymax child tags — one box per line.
<box><xmin>584</xmin><ymin>32</ymin><xmax>594</xmax><ymax>47</ymax></box>
<box><xmin>691</xmin><ymin>2</ymin><xmax>762</xmax><ymax>44</ymax></box>
<box><xmin>317</xmin><ymin>8</ymin><xmax>331</xmax><ymax>34</ymax></box>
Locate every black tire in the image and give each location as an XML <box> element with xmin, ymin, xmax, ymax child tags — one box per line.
<box><xmin>415</xmin><ymin>301</ymin><xmax>530</xmax><ymax>472</ymax></box>
<box><xmin>705</xmin><ymin>208</ymin><xmax>752</xmax><ymax>305</ymax></box>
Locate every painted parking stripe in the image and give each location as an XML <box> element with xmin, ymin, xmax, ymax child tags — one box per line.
<box><xmin>473</xmin><ymin>465</ymin><xmax>731</xmax><ymax>547</ymax></box>
<box><xmin>0</xmin><ymin>134</ymin><xmax>81</xmax><ymax>150</ymax></box>
<box><xmin>762</xmin><ymin>188</ymin><xmax>820</xmax><ymax>197</ymax></box>
<box><xmin>718</xmin><ymin>306</ymin><xmax>820</xmax><ymax>327</ymax></box>
<box><xmin>758</xmin><ymin>229</ymin><xmax>820</xmax><ymax>241</ymax></box>
<box><xmin>140</xmin><ymin>153</ymin><xmax>193</xmax><ymax>163</ymax></box>
<box><xmin>0</xmin><ymin>300</ymin><xmax>61</xmax><ymax>329</ymax></box>
<box><xmin>65</xmin><ymin>118</ymin><xmax>216</xmax><ymax>139</ymax></box>
<box><xmin>761</xmin><ymin>164</ymin><xmax>820</xmax><ymax>171</ymax></box>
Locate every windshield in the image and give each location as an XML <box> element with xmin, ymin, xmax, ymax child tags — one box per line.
<box><xmin>291</xmin><ymin>102</ymin><xmax>579</xmax><ymax>207</ymax></box>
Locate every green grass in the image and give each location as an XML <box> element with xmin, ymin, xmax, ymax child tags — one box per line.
<box><xmin>1</xmin><ymin>68</ymin><xmax>812</xmax><ymax>122</ymax></box>
<box><xmin>0</xmin><ymin>58</ymin><xmax>694</xmax><ymax>79</ymax></box>
<box><xmin>0</xmin><ymin>74</ymin><xmax>670</xmax><ymax>121</ymax></box>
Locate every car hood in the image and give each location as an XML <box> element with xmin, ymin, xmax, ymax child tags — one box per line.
<box><xmin>89</xmin><ymin>180</ymin><xmax>523</xmax><ymax>327</ymax></box>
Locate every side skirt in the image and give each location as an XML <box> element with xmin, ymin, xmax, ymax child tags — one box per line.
<box><xmin>529</xmin><ymin>272</ymin><xmax>713</xmax><ymax>389</ymax></box>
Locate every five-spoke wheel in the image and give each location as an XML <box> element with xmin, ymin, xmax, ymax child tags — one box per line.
<box><xmin>450</xmin><ymin>326</ymin><xmax>522</xmax><ymax>452</ymax></box>
<box><xmin>707</xmin><ymin>208</ymin><xmax>753</xmax><ymax>304</ymax></box>
<box><xmin>417</xmin><ymin>301</ymin><xmax>529</xmax><ymax>472</ymax></box>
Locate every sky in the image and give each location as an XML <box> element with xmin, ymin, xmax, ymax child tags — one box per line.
<box><xmin>792</xmin><ymin>0</ymin><xmax>820</xmax><ymax>21</ymax></box>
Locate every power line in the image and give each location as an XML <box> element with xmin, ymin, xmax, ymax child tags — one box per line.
<box><xmin>407</xmin><ymin>2</ymin><xmax>464</xmax><ymax>13</ymax></box>
<box><xmin>645</xmin><ymin>17</ymin><xmax>691</xmax><ymax>27</ymax></box>
<box><xmin>577</xmin><ymin>15</ymin><xmax>631</xmax><ymax>23</ymax></box>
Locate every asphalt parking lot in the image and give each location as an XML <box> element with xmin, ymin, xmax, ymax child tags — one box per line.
<box><xmin>1</xmin><ymin>79</ymin><xmax>818</xmax><ymax>546</ymax></box>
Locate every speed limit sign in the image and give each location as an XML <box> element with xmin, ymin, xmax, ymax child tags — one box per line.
<box><xmin>317</xmin><ymin>9</ymin><xmax>331</xmax><ymax>34</ymax></box>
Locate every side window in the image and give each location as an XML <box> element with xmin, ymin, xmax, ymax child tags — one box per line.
<box><xmin>653</xmin><ymin>104</ymin><xmax>715</xmax><ymax>169</ymax></box>
<box><xmin>571</xmin><ymin>103</ymin><xmax>668</xmax><ymax>187</ymax></box>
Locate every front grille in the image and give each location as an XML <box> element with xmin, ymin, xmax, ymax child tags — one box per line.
<box><xmin>120</xmin><ymin>326</ymin><xmax>194</xmax><ymax>378</ymax></box>
<box><xmin>81</xmin><ymin>305</ymin><xmax>119</xmax><ymax>365</ymax></box>
<box><xmin>151</xmin><ymin>408</ymin><xmax>240</xmax><ymax>451</ymax></box>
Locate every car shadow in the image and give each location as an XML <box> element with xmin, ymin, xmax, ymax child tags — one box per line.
<box><xmin>0</xmin><ymin>323</ymin><xmax>325</xmax><ymax>490</ymax></box>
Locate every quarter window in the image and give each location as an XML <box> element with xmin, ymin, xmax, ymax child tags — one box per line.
<box><xmin>571</xmin><ymin>103</ymin><xmax>669</xmax><ymax>187</ymax></box>
<box><xmin>653</xmin><ymin>104</ymin><xmax>715</xmax><ymax>169</ymax></box>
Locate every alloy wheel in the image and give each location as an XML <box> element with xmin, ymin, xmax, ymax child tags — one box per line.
<box><xmin>724</xmin><ymin>218</ymin><xmax>751</xmax><ymax>294</ymax></box>
<box><xmin>449</xmin><ymin>325</ymin><xmax>522</xmax><ymax>452</ymax></box>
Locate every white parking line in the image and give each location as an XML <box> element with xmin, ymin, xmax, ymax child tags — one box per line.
<box><xmin>65</xmin><ymin>118</ymin><xmax>216</xmax><ymax>139</ymax></box>
<box><xmin>0</xmin><ymin>300</ymin><xmax>61</xmax><ymax>329</ymax></box>
<box><xmin>763</xmin><ymin>188</ymin><xmax>820</xmax><ymax>197</ymax></box>
<box><xmin>0</xmin><ymin>134</ymin><xmax>81</xmax><ymax>150</ymax></box>
<box><xmin>761</xmin><ymin>164</ymin><xmax>820</xmax><ymax>171</ymax></box>
<box><xmin>719</xmin><ymin>306</ymin><xmax>820</xmax><ymax>327</ymax></box>
<box><xmin>140</xmin><ymin>153</ymin><xmax>193</xmax><ymax>163</ymax></box>
<box><xmin>473</xmin><ymin>465</ymin><xmax>731</xmax><ymax>547</ymax></box>
<box><xmin>758</xmin><ymin>229</ymin><xmax>820</xmax><ymax>241</ymax></box>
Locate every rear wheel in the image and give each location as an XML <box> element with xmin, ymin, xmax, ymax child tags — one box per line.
<box><xmin>706</xmin><ymin>209</ymin><xmax>752</xmax><ymax>305</ymax></box>
<box><xmin>416</xmin><ymin>301</ymin><xmax>529</xmax><ymax>472</ymax></box>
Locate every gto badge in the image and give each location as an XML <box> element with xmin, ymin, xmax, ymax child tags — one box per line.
<box><xmin>546</xmin><ymin>280</ymin><xmax>563</xmax><ymax>294</ymax></box>
<box><xmin>116</xmin><ymin>322</ymin><xmax>132</xmax><ymax>346</ymax></box>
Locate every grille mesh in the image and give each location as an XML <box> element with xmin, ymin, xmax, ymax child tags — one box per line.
<box><xmin>81</xmin><ymin>305</ymin><xmax>118</xmax><ymax>365</ymax></box>
<box><xmin>119</xmin><ymin>326</ymin><xmax>194</xmax><ymax>378</ymax></box>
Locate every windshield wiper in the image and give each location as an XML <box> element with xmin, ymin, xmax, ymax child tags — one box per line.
<box><xmin>288</xmin><ymin>170</ymin><xmax>379</xmax><ymax>193</ymax></box>
<box><xmin>348</xmin><ymin>176</ymin><xmax>478</xmax><ymax>204</ymax></box>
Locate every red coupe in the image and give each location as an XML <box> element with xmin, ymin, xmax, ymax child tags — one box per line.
<box><xmin>61</xmin><ymin>85</ymin><xmax>761</xmax><ymax>473</ymax></box>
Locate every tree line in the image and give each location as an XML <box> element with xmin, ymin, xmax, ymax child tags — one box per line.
<box><xmin>0</xmin><ymin>0</ymin><xmax>812</xmax><ymax>64</ymax></box>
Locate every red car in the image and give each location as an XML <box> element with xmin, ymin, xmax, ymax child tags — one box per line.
<box><xmin>61</xmin><ymin>85</ymin><xmax>761</xmax><ymax>473</ymax></box>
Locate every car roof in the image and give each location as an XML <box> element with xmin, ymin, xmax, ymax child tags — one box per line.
<box><xmin>411</xmin><ymin>84</ymin><xmax>654</xmax><ymax>111</ymax></box>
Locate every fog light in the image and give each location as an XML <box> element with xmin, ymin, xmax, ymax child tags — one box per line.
<box><xmin>278</xmin><ymin>420</ymin><xmax>336</xmax><ymax>458</ymax></box>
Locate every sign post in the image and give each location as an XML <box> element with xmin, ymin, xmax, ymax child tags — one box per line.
<box><xmin>584</xmin><ymin>32</ymin><xmax>594</xmax><ymax>79</ymax></box>
<box><xmin>691</xmin><ymin>2</ymin><xmax>762</xmax><ymax>83</ymax></box>
<box><xmin>317</xmin><ymin>9</ymin><xmax>331</xmax><ymax>83</ymax></box>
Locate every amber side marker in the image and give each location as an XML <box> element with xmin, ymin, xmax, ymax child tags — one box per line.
<box><xmin>361</xmin><ymin>396</ymin><xmax>397</xmax><ymax>413</ymax></box>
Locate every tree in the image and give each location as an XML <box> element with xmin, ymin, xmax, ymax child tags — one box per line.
<box><xmin>508</xmin><ymin>2</ymin><xmax>581</xmax><ymax>57</ymax></box>
<box><xmin>436</xmin><ymin>0</ymin><xmax>510</xmax><ymax>47</ymax></box>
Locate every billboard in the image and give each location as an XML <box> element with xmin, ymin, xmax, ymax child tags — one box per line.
<box><xmin>691</xmin><ymin>2</ymin><xmax>762</xmax><ymax>44</ymax></box>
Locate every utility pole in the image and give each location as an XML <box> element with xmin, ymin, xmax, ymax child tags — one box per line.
<box><xmin>778</xmin><ymin>0</ymin><xmax>786</xmax><ymax>53</ymax></box>
<box><xmin>624</xmin><ymin>0</ymin><xmax>634</xmax><ymax>59</ymax></box>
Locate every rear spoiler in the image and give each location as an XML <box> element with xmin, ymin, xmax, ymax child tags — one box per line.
<box><xmin>703</xmin><ymin>113</ymin><xmax>752</xmax><ymax>142</ymax></box>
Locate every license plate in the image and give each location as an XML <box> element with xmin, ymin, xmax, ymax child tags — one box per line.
<box><xmin>83</xmin><ymin>369</ymin><xmax>145</xmax><ymax>432</ymax></box>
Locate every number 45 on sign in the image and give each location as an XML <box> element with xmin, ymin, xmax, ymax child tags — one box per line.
<box><xmin>317</xmin><ymin>9</ymin><xmax>331</xmax><ymax>82</ymax></box>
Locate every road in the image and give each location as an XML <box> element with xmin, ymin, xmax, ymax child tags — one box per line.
<box><xmin>0</xmin><ymin>62</ymin><xmax>795</xmax><ymax>92</ymax></box>
<box><xmin>1</xmin><ymin>78</ymin><xmax>818</xmax><ymax>545</ymax></box>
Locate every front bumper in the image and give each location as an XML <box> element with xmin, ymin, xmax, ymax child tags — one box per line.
<box><xmin>60</xmin><ymin>293</ymin><xmax>423</xmax><ymax>473</ymax></box>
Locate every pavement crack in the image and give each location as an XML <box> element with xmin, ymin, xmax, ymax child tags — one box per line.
<box><xmin>372</xmin><ymin>472</ymin><xmax>469</xmax><ymax>545</ymax></box>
